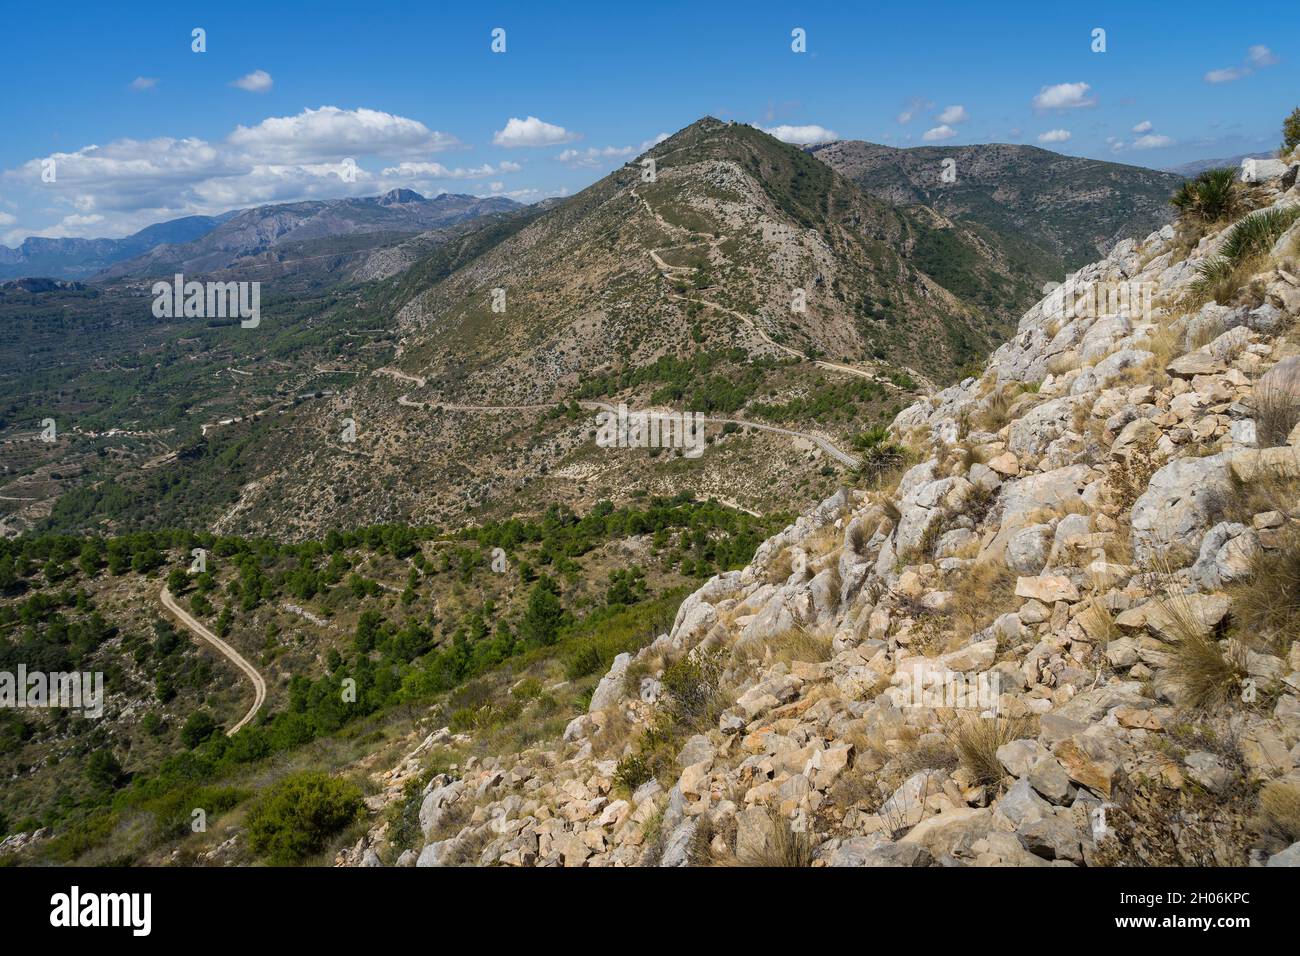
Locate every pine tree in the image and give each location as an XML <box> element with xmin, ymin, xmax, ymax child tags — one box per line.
<box><xmin>1283</xmin><ymin>107</ymin><xmax>1300</xmax><ymax>154</ymax></box>
<box><xmin>519</xmin><ymin>577</ymin><xmax>565</xmax><ymax>647</ymax></box>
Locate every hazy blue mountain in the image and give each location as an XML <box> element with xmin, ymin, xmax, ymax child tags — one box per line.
<box><xmin>0</xmin><ymin>213</ymin><xmax>234</xmax><ymax>280</ymax></box>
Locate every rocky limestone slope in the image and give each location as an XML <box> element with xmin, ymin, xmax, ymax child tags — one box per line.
<box><xmin>351</xmin><ymin>151</ymin><xmax>1300</xmax><ymax>867</ymax></box>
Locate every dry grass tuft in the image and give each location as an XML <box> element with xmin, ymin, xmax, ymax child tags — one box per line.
<box><xmin>941</xmin><ymin>715</ymin><xmax>1034</xmax><ymax>789</ymax></box>
<box><xmin>727</xmin><ymin>808</ymin><xmax>815</xmax><ymax>867</ymax></box>
<box><xmin>765</xmin><ymin>547</ymin><xmax>794</xmax><ymax>585</ymax></box>
<box><xmin>1151</xmin><ymin>557</ymin><xmax>1249</xmax><ymax>711</ymax></box>
<box><xmin>948</xmin><ymin>559</ymin><xmax>1017</xmax><ymax>637</ymax></box>
<box><xmin>1110</xmin><ymin>439</ymin><xmax>1163</xmax><ymax>512</ymax></box>
<box><xmin>1252</xmin><ymin>371</ymin><xmax>1300</xmax><ymax>447</ymax></box>
<box><xmin>764</xmin><ymin>627</ymin><xmax>834</xmax><ymax>664</ymax></box>
<box><xmin>1226</xmin><ymin>530</ymin><xmax>1300</xmax><ymax>657</ymax></box>
<box><xmin>1255</xmin><ymin>781</ymin><xmax>1300</xmax><ymax>845</ymax></box>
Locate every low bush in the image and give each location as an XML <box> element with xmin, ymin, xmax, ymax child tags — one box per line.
<box><xmin>245</xmin><ymin>771</ymin><xmax>363</xmax><ymax>865</ymax></box>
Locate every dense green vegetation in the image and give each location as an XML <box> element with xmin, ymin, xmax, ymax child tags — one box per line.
<box><xmin>751</xmin><ymin>376</ymin><xmax>889</xmax><ymax>423</ymax></box>
<box><xmin>577</xmin><ymin>350</ymin><xmax>782</xmax><ymax>414</ymax></box>
<box><xmin>0</xmin><ymin>495</ymin><xmax>788</xmax><ymax>864</ymax></box>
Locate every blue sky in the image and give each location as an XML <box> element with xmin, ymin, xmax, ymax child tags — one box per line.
<box><xmin>1</xmin><ymin>0</ymin><xmax>1297</xmax><ymax>243</ymax></box>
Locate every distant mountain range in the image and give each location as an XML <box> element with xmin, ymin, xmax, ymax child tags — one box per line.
<box><xmin>0</xmin><ymin>190</ymin><xmax>521</xmax><ymax>281</ymax></box>
<box><xmin>1162</xmin><ymin>152</ymin><xmax>1276</xmax><ymax>177</ymax></box>
<box><xmin>0</xmin><ymin>214</ymin><xmax>234</xmax><ymax>280</ymax></box>
<box><xmin>808</xmin><ymin>140</ymin><xmax>1185</xmax><ymax>289</ymax></box>
<box><xmin>97</xmin><ymin>189</ymin><xmax>520</xmax><ymax>280</ymax></box>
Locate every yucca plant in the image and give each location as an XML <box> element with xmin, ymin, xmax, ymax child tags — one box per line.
<box><xmin>1221</xmin><ymin>205</ymin><xmax>1300</xmax><ymax>263</ymax></box>
<box><xmin>1169</xmin><ymin>179</ymin><xmax>1197</xmax><ymax>214</ymax></box>
<box><xmin>1171</xmin><ymin>167</ymin><xmax>1241</xmax><ymax>224</ymax></box>
<box><xmin>1189</xmin><ymin>254</ymin><xmax>1239</xmax><ymax>304</ymax></box>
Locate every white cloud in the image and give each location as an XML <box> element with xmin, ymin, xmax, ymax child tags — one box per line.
<box><xmin>1205</xmin><ymin>67</ymin><xmax>1245</xmax><ymax>84</ymax></box>
<box><xmin>556</xmin><ymin>145</ymin><xmax>637</xmax><ymax>167</ymax></box>
<box><xmin>228</xmin><ymin>106</ymin><xmax>459</xmax><ymax>163</ymax></box>
<box><xmin>1205</xmin><ymin>44</ymin><xmax>1279</xmax><ymax>83</ymax></box>
<box><xmin>1247</xmin><ymin>45</ymin><xmax>1279</xmax><ymax>68</ymax></box>
<box><xmin>896</xmin><ymin>97</ymin><xmax>933</xmax><ymax>124</ymax></box>
<box><xmin>492</xmin><ymin>116</ymin><xmax>579</xmax><ymax>148</ymax></box>
<box><xmin>381</xmin><ymin>161</ymin><xmax>520</xmax><ymax>179</ymax></box>
<box><xmin>9</xmin><ymin>212</ymin><xmax>107</xmax><ymax>241</ymax></box>
<box><xmin>936</xmin><ymin>105</ymin><xmax>968</xmax><ymax>125</ymax></box>
<box><xmin>129</xmin><ymin>77</ymin><xmax>157</xmax><ymax>92</ymax></box>
<box><xmin>3</xmin><ymin>137</ymin><xmax>232</xmax><ymax>213</ymax></box>
<box><xmin>1131</xmin><ymin>120</ymin><xmax>1153</xmax><ymax>133</ymax></box>
<box><xmin>1037</xmin><ymin>129</ymin><xmax>1071</xmax><ymax>143</ymax></box>
<box><xmin>1032</xmin><ymin>82</ymin><xmax>1095</xmax><ymax>111</ymax></box>
<box><xmin>639</xmin><ymin>132</ymin><xmax>670</xmax><ymax>152</ymax></box>
<box><xmin>0</xmin><ymin>212</ymin><xmax>15</xmax><ymax>226</ymax></box>
<box><xmin>1</xmin><ymin>106</ymin><xmax>471</xmax><ymax>238</ymax></box>
<box><xmin>921</xmin><ymin>124</ymin><xmax>957</xmax><ymax>142</ymax></box>
<box><xmin>763</xmin><ymin>124</ymin><xmax>838</xmax><ymax>144</ymax></box>
<box><xmin>1132</xmin><ymin>134</ymin><xmax>1175</xmax><ymax>149</ymax></box>
<box><xmin>231</xmin><ymin>70</ymin><xmax>273</xmax><ymax>93</ymax></box>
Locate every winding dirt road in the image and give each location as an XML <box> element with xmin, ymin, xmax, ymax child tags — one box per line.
<box><xmin>203</xmin><ymin>180</ymin><xmax>899</xmax><ymax>472</ymax></box>
<box><xmin>160</xmin><ymin>586</ymin><xmax>267</xmax><ymax>735</ymax></box>
<box><xmin>386</xmin><ymin>387</ymin><xmax>862</xmax><ymax>468</ymax></box>
<box><xmin>632</xmin><ymin>184</ymin><xmax>934</xmax><ymax>393</ymax></box>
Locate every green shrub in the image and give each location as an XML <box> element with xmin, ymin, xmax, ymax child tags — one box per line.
<box><xmin>662</xmin><ymin>650</ymin><xmax>726</xmax><ymax>731</ymax></box>
<box><xmin>245</xmin><ymin>771</ymin><xmax>363</xmax><ymax>865</ymax></box>
<box><xmin>613</xmin><ymin>753</ymin><xmax>653</xmax><ymax>793</ymax></box>
<box><xmin>85</xmin><ymin>750</ymin><xmax>125</xmax><ymax>792</ymax></box>
<box><xmin>564</xmin><ymin>643</ymin><xmax>603</xmax><ymax>680</ymax></box>
<box><xmin>1189</xmin><ymin>255</ymin><xmax>1240</xmax><ymax>305</ymax></box>
<box><xmin>180</xmin><ymin>710</ymin><xmax>220</xmax><ymax>748</ymax></box>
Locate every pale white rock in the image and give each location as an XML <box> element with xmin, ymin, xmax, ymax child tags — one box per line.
<box><xmin>1006</xmin><ymin>523</ymin><xmax>1053</xmax><ymax>575</ymax></box>
<box><xmin>1240</xmin><ymin>157</ymin><xmax>1290</xmax><ymax>182</ymax></box>
<box><xmin>1009</xmin><ymin>396</ymin><xmax>1087</xmax><ymax>460</ymax></box>
<box><xmin>1014</xmin><ymin>574</ymin><xmax>1080</xmax><ymax>604</ymax></box>
<box><xmin>1190</xmin><ymin>522</ymin><xmax>1261</xmax><ymax>589</ymax></box>
<box><xmin>588</xmin><ymin>653</ymin><xmax>632</xmax><ymax>714</ymax></box>
<box><xmin>997</xmin><ymin>738</ymin><xmax>1048</xmax><ymax>778</ymax></box>
<box><xmin>1130</xmin><ymin>452</ymin><xmax>1235</xmax><ymax>565</ymax></box>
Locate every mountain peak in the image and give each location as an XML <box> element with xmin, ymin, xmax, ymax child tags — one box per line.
<box><xmin>377</xmin><ymin>188</ymin><xmax>426</xmax><ymax>206</ymax></box>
